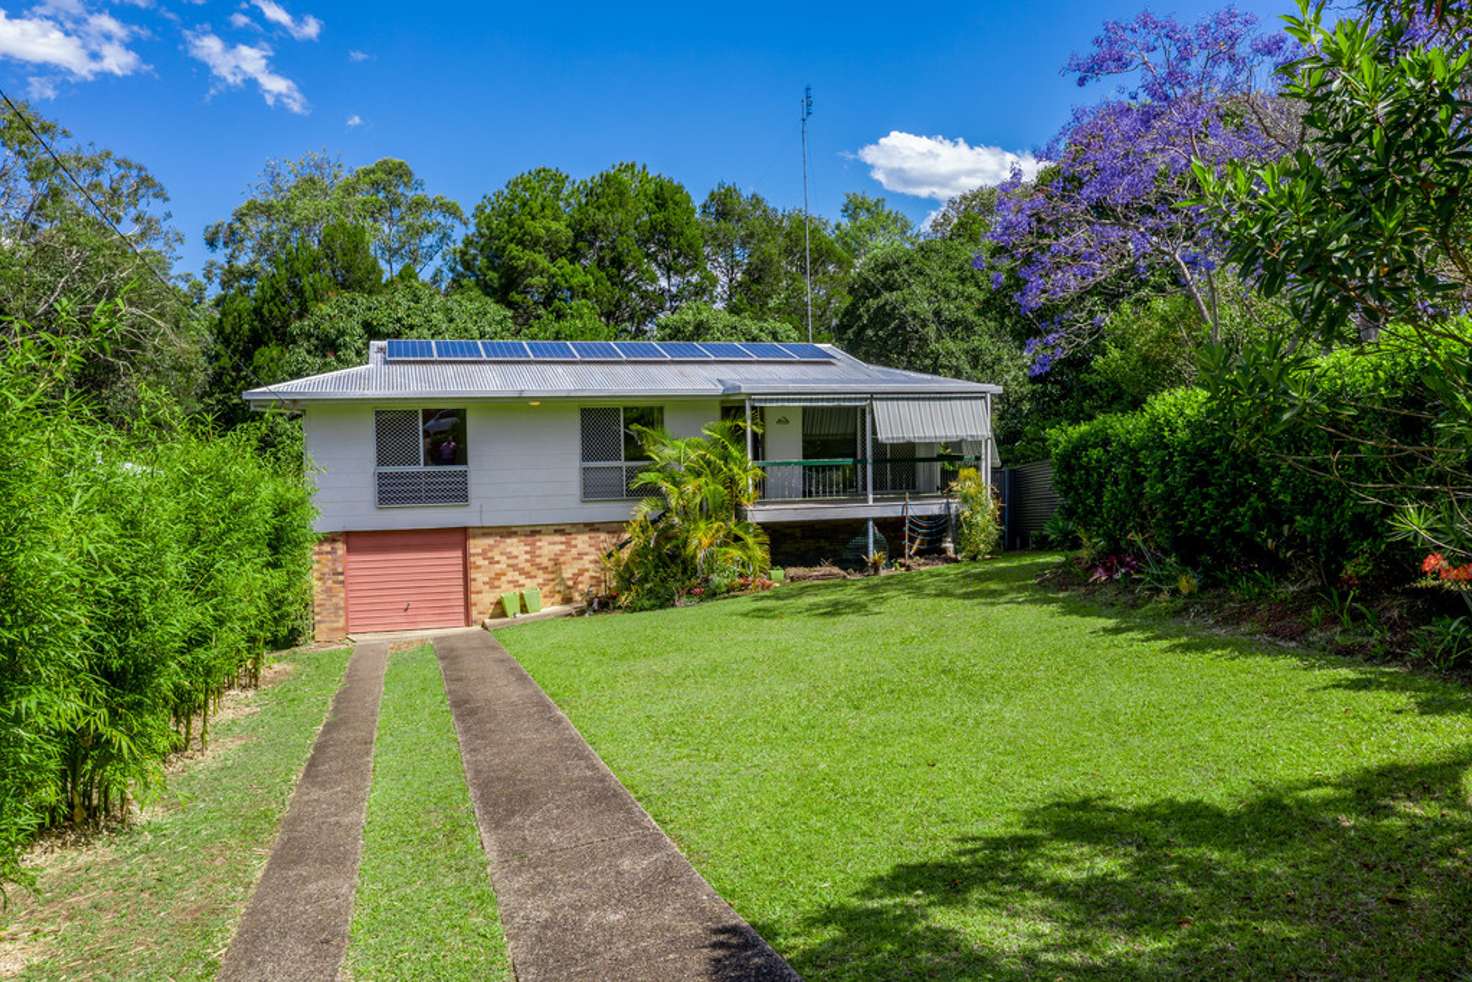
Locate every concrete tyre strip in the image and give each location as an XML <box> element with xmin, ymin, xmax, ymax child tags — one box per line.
<box><xmin>218</xmin><ymin>641</ymin><xmax>390</xmax><ymax>982</ymax></box>
<box><xmin>434</xmin><ymin>631</ymin><xmax>799</xmax><ymax>982</ymax></box>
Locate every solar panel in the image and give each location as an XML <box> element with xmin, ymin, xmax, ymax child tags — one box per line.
<box><xmin>568</xmin><ymin>340</ymin><xmax>622</xmax><ymax>360</ymax></box>
<box><xmin>385</xmin><ymin>339</ymin><xmax>433</xmax><ymax>360</ymax></box>
<box><xmin>696</xmin><ymin>342</ymin><xmax>755</xmax><ymax>360</ymax></box>
<box><xmin>433</xmin><ymin>339</ymin><xmax>483</xmax><ymax>359</ymax></box>
<box><xmin>526</xmin><ymin>340</ymin><xmax>576</xmax><ymax>359</ymax></box>
<box><xmin>778</xmin><ymin>342</ymin><xmax>832</xmax><ymax>360</ymax></box>
<box><xmin>739</xmin><ymin>342</ymin><xmax>797</xmax><ymax>360</ymax></box>
<box><xmin>480</xmin><ymin>340</ymin><xmax>529</xmax><ymax>359</ymax></box>
<box><xmin>613</xmin><ymin>341</ymin><xmax>668</xmax><ymax>360</ymax></box>
<box><xmin>655</xmin><ymin>341</ymin><xmax>711</xmax><ymax>360</ymax></box>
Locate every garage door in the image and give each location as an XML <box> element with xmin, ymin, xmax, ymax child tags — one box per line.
<box><xmin>345</xmin><ymin>529</ymin><xmax>468</xmax><ymax>633</ymax></box>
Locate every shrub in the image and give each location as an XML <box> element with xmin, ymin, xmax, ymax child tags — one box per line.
<box><xmin>951</xmin><ymin>467</ymin><xmax>1001</xmax><ymax>560</ymax></box>
<box><xmin>1049</xmin><ymin>339</ymin><xmax>1443</xmax><ymax>586</ymax></box>
<box><xmin>0</xmin><ymin>310</ymin><xmax>314</xmax><ymax>889</ymax></box>
<box><xmin>604</xmin><ymin>420</ymin><xmax>770</xmax><ymax>611</ymax></box>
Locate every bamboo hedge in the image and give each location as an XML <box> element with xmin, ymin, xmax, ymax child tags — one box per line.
<box><xmin>0</xmin><ymin>310</ymin><xmax>315</xmax><ymax>890</ymax></box>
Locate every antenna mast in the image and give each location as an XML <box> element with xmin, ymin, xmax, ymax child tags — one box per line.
<box><xmin>800</xmin><ymin>85</ymin><xmax>814</xmax><ymax>343</ymax></box>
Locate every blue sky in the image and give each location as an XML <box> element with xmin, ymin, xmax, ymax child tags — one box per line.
<box><xmin>2</xmin><ymin>0</ymin><xmax>1293</xmax><ymax>278</ymax></box>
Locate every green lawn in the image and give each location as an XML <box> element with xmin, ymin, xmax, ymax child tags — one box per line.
<box><xmin>499</xmin><ymin>553</ymin><xmax>1472</xmax><ymax>979</ymax></box>
<box><xmin>0</xmin><ymin>646</ymin><xmax>353</xmax><ymax>981</ymax></box>
<box><xmin>347</xmin><ymin>643</ymin><xmax>510</xmax><ymax>980</ymax></box>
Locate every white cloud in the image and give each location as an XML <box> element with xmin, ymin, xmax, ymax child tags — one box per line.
<box><xmin>185</xmin><ymin>29</ymin><xmax>306</xmax><ymax>113</ymax></box>
<box><xmin>346</xmin><ymin>48</ymin><xmax>368</xmax><ymax>62</ymax></box>
<box><xmin>345</xmin><ymin>113</ymin><xmax>361</xmax><ymax>127</ymax></box>
<box><xmin>249</xmin><ymin>0</ymin><xmax>320</xmax><ymax>41</ymax></box>
<box><xmin>0</xmin><ymin>4</ymin><xmax>143</xmax><ymax>78</ymax></box>
<box><xmin>856</xmin><ymin>131</ymin><xmax>1044</xmax><ymax>201</ymax></box>
<box><xmin>26</xmin><ymin>74</ymin><xmax>59</xmax><ymax>99</ymax></box>
<box><xmin>228</xmin><ymin>11</ymin><xmax>259</xmax><ymax>30</ymax></box>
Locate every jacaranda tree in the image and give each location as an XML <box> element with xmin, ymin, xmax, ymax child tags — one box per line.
<box><xmin>986</xmin><ymin>7</ymin><xmax>1297</xmax><ymax>373</ymax></box>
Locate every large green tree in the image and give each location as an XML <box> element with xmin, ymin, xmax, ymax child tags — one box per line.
<box><xmin>834</xmin><ymin>192</ymin><xmax>916</xmax><ymax>264</ymax></box>
<box><xmin>206</xmin><ymin>153</ymin><xmax>462</xmax><ymax>290</ymax></box>
<box><xmin>0</xmin><ymin>102</ymin><xmax>207</xmax><ymax>419</ymax></box>
<box><xmin>342</xmin><ymin>158</ymin><xmax>465</xmax><ymax>282</ymax></box>
<box><xmin>454</xmin><ymin>163</ymin><xmax>708</xmax><ymax>334</ymax></box>
<box><xmin>207</xmin><ymin>221</ymin><xmax>383</xmax><ymax>422</ymax></box>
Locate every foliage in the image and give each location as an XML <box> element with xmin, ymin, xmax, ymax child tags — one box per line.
<box><xmin>207</xmin><ymin>221</ymin><xmax>383</xmax><ymax>423</ymax></box>
<box><xmin>341</xmin><ymin>158</ymin><xmax>466</xmax><ymax>282</ymax></box>
<box><xmin>453</xmin><ymin>162</ymin><xmax>710</xmax><ymax>333</ymax></box>
<box><xmin>951</xmin><ymin>467</ymin><xmax>1001</xmax><ymax>559</ymax></box>
<box><xmin>0</xmin><ymin>306</ymin><xmax>314</xmax><ymax>889</ymax></box>
<box><xmin>1050</xmin><ymin>335</ymin><xmax>1460</xmax><ymax>586</ymax></box>
<box><xmin>504</xmin><ymin>555</ymin><xmax>1472</xmax><ymax>979</ymax></box>
<box><xmin>1198</xmin><ymin>0</ymin><xmax>1472</xmax><ymax>563</ymax></box>
<box><xmin>277</xmin><ymin>279</ymin><xmax>516</xmax><ymax>379</ymax></box>
<box><xmin>605</xmin><ymin>420</ymin><xmax>770</xmax><ymax>610</ymax></box>
<box><xmin>653</xmin><ymin>302</ymin><xmax>801</xmax><ymax>343</ymax></box>
<box><xmin>0</xmin><ymin>646</ymin><xmax>351</xmax><ymax>977</ymax></box>
<box><xmin>205</xmin><ymin>153</ymin><xmax>462</xmax><ymax>290</ymax></box>
<box><xmin>834</xmin><ymin>192</ymin><xmax>916</xmax><ymax>264</ymax></box>
<box><xmin>0</xmin><ymin>102</ymin><xmax>208</xmax><ymax>419</ymax></box>
<box><xmin>835</xmin><ymin>235</ymin><xmax>1030</xmax><ymax>447</ymax></box>
<box><xmin>987</xmin><ymin>8</ymin><xmax>1295</xmax><ymax>367</ymax></box>
<box><xmin>927</xmin><ymin>185</ymin><xmax>997</xmax><ymax>241</ymax></box>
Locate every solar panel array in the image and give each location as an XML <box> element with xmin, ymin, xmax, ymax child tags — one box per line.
<box><xmin>383</xmin><ymin>339</ymin><xmax>833</xmax><ymax>363</ymax></box>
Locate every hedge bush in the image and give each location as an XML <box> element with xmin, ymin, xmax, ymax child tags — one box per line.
<box><xmin>1049</xmin><ymin>339</ymin><xmax>1444</xmax><ymax>585</ymax></box>
<box><xmin>0</xmin><ymin>319</ymin><xmax>314</xmax><ymax>889</ymax></box>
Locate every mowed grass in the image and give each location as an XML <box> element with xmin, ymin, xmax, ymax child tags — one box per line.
<box><xmin>499</xmin><ymin>554</ymin><xmax>1472</xmax><ymax>979</ymax></box>
<box><xmin>0</xmin><ymin>646</ymin><xmax>353</xmax><ymax>980</ymax></box>
<box><xmin>346</xmin><ymin>643</ymin><xmax>509</xmax><ymax>981</ymax></box>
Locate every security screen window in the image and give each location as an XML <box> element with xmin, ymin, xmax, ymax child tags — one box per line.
<box><xmin>621</xmin><ymin>406</ymin><xmax>663</xmax><ymax>461</ymax></box>
<box><xmin>422</xmin><ymin>409</ymin><xmax>467</xmax><ymax>466</ymax></box>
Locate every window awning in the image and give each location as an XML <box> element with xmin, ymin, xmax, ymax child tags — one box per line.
<box><xmin>873</xmin><ymin>397</ymin><xmax>989</xmax><ymax>444</ymax></box>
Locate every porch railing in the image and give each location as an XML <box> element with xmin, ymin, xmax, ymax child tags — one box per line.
<box><xmin>752</xmin><ymin>456</ymin><xmax>981</xmax><ymax>502</ymax></box>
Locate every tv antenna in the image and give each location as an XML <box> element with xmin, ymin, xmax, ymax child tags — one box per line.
<box><xmin>800</xmin><ymin>84</ymin><xmax>814</xmax><ymax>343</ymax></box>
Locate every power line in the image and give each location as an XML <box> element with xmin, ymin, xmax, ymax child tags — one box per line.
<box><xmin>0</xmin><ymin>85</ymin><xmax>179</xmax><ymax>300</ymax></box>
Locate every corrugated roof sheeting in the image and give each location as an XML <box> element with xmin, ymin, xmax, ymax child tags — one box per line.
<box><xmin>243</xmin><ymin>342</ymin><xmax>1000</xmax><ymax>403</ymax></box>
<box><xmin>873</xmin><ymin>397</ymin><xmax>989</xmax><ymax>444</ymax></box>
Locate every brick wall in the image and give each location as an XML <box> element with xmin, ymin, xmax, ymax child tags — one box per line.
<box><xmin>468</xmin><ymin>523</ymin><xmax>623</xmax><ymax>620</ymax></box>
<box><xmin>312</xmin><ymin>532</ymin><xmax>348</xmax><ymax>641</ymax></box>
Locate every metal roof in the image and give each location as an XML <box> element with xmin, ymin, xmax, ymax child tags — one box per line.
<box><xmin>243</xmin><ymin>341</ymin><xmax>1001</xmax><ymax>405</ymax></box>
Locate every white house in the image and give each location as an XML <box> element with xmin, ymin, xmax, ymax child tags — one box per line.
<box><xmin>245</xmin><ymin>339</ymin><xmax>1001</xmax><ymax>638</ymax></box>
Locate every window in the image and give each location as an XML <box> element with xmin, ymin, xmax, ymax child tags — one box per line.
<box><xmin>374</xmin><ymin>409</ymin><xmax>469</xmax><ymax>507</ymax></box>
<box><xmin>580</xmin><ymin>406</ymin><xmax>664</xmax><ymax>499</ymax></box>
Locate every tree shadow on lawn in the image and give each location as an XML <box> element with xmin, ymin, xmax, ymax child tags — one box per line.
<box><xmin>743</xmin><ymin>554</ymin><xmax>1472</xmax><ymax>718</ymax></box>
<box><xmin>774</xmin><ymin>751</ymin><xmax>1472</xmax><ymax>980</ymax></box>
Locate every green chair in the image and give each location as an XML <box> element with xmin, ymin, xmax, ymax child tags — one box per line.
<box><xmin>521</xmin><ymin>587</ymin><xmax>542</xmax><ymax>613</ymax></box>
<box><xmin>500</xmin><ymin>591</ymin><xmax>521</xmax><ymax>618</ymax></box>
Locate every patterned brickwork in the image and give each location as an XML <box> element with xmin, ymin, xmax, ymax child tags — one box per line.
<box><xmin>468</xmin><ymin>523</ymin><xmax>622</xmax><ymax>620</ymax></box>
<box><xmin>312</xmin><ymin>532</ymin><xmax>348</xmax><ymax>641</ymax></box>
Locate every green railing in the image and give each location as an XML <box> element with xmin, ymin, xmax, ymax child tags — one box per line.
<box><xmin>753</xmin><ymin>455</ymin><xmax>981</xmax><ymax>502</ymax></box>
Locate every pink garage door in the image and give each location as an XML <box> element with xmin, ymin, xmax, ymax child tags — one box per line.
<box><xmin>345</xmin><ymin>529</ymin><xmax>468</xmax><ymax>633</ymax></box>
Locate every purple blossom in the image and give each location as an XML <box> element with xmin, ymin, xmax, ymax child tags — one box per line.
<box><xmin>984</xmin><ymin>5</ymin><xmax>1295</xmax><ymax>363</ymax></box>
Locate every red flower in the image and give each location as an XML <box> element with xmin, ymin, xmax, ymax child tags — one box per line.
<box><xmin>1422</xmin><ymin>553</ymin><xmax>1446</xmax><ymax>574</ymax></box>
<box><xmin>1441</xmin><ymin>563</ymin><xmax>1472</xmax><ymax>583</ymax></box>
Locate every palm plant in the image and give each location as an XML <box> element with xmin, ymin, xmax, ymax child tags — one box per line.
<box><xmin>606</xmin><ymin>419</ymin><xmax>770</xmax><ymax>610</ymax></box>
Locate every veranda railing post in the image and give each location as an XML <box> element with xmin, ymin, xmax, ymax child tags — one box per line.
<box><xmin>744</xmin><ymin>398</ymin><xmax>754</xmax><ymax>498</ymax></box>
<box><xmin>865</xmin><ymin>401</ymin><xmax>875</xmax><ymax>560</ymax></box>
